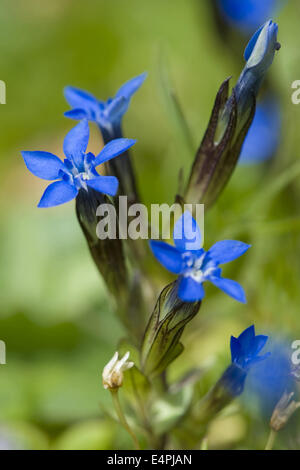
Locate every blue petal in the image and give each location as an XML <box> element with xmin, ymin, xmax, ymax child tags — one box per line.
<box><xmin>116</xmin><ymin>72</ymin><xmax>147</xmax><ymax>100</ymax></box>
<box><xmin>64</xmin><ymin>86</ymin><xmax>98</xmax><ymax>109</ymax></box>
<box><xmin>178</xmin><ymin>276</ymin><xmax>205</xmax><ymax>302</ymax></box>
<box><xmin>93</xmin><ymin>138</ymin><xmax>136</xmax><ymax>167</ymax></box>
<box><xmin>207</xmin><ymin>240</ymin><xmax>250</xmax><ymax>265</ymax></box>
<box><xmin>251</xmin><ymin>334</ymin><xmax>269</xmax><ymax>356</ymax></box>
<box><xmin>63</xmin><ymin>120</ymin><xmax>89</xmax><ymax>168</ymax></box>
<box><xmin>244</xmin><ymin>23</ymin><xmax>265</xmax><ymax>61</ymax></box>
<box><xmin>86</xmin><ymin>175</ymin><xmax>119</xmax><ymax>196</ymax></box>
<box><xmin>84</xmin><ymin>152</ymin><xmax>96</xmax><ymax>167</ymax></box>
<box><xmin>173</xmin><ymin>211</ymin><xmax>202</xmax><ymax>252</ymax></box>
<box><xmin>105</xmin><ymin>96</ymin><xmax>128</xmax><ymax>121</ymax></box>
<box><xmin>149</xmin><ymin>240</ymin><xmax>182</xmax><ymax>274</ymax></box>
<box><xmin>249</xmin><ymin>352</ymin><xmax>271</xmax><ymax>366</ymax></box>
<box><xmin>64</xmin><ymin>108</ymin><xmax>89</xmax><ymax>120</ymax></box>
<box><xmin>21</xmin><ymin>151</ymin><xmax>65</xmax><ymax>181</ymax></box>
<box><xmin>209</xmin><ymin>276</ymin><xmax>247</xmax><ymax>303</ymax></box>
<box><xmin>230</xmin><ymin>336</ymin><xmax>241</xmax><ymax>363</ymax></box>
<box><xmin>245</xmin><ymin>20</ymin><xmax>278</xmax><ymax>70</ymax></box>
<box><xmin>238</xmin><ymin>325</ymin><xmax>256</xmax><ymax>349</ymax></box>
<box><xmin>38</xmin><ymin>180</ymin><xmax>78</xmax><ymax>208</ymax></box>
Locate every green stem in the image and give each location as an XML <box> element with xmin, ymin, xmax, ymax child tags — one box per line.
<box><xmin>110</xmin><ymin>389</ymin><xmax>141</xmax><ymax>450</ymax></box>
<box><xmin>265</xmin><ymin>429</ymin><xmax>277</xmax><ymax>450</ymax></box>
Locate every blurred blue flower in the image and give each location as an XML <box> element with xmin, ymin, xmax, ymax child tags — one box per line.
<box><xmin>21</xmin><ymin>119</ymin><xmax>136</xmax><ymax>207</ymax></box>
<box><xmin>234</xmin><ymin>20</ymin><xmax>280</xmax><ymax>118</ymax></box>
<box><xmin>231</xmin><ymin>325</ymin><xmax>270</xmax><ymax>370</ymax></box>
<box><xmin>246</xmin><ymin>338</ymin><xmax>295</xmax><ymax>414</ymax></box>
<box><xmin>216</xmin><ymin>0</ymin><xmax>286</xmax><ymax>34</ymax></box>
<box><xmin>239</xmin><ymin>96</ymin><xmax>281</xmax><ymax>163</ymax></box>
<box><xmin>64</xmin><ymin>73</ymin><xmax>147</xmax><ymax>142</ymax></box>
<box><xmin>149</xmin><ymin>211</ymin><xmax>250</xmax><ymax>303</ymax></box>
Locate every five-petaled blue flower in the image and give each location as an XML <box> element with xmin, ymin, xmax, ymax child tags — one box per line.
<box><xmin>230</xmin><ymin>325</ymin><xmax>270</xmax><ymax>371</ymax></box>
<box><xmin>149</xmin><ymin>212</ymin><xmax>250</xmax><ymax>303</ymax></box>
<box><xmin>21</xmin><ymin>119</ymin><xmax>136</xmax><ymax>208</ymax></box>
<box><xmin>64</xmin><ymin>73</ymin><xmax>147</xmax><ymax>142</ymax></box>
<box><xmin>217</xmin><ymin>0</ymin><xmax>285</xmax><ymax>35</ymax></box>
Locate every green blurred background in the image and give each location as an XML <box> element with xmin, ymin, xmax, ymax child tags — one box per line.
<box><xmin>0</xmin><ymin>0</ymin><xmax>300</xmax><ymax>449</ymax></box>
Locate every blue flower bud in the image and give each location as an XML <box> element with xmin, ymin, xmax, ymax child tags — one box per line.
<box><xmin>234</xmin><ymin>20</ymin><xmax>280</xmax><ymax>120</ymax></box>
<box><xmin>141</xmin><ymin>281</ymin><xmax>201</xmax><ymax>377</ymax></box>
<box><xmin>184</xmin><ymin>21</ymin><xmax>280</xmax><ymax>207</ymax></box>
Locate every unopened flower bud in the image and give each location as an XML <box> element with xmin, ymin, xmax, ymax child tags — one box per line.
<box><xmin>102</xmin><ymin>351</ymin><xmax>134</xmax><ymax>390</ymax></box>
<box><xmin>233</xmin><ymin>19</ymin><xmax>279</xmax><ymax>124</ymax></box>
<box><xmin>184</xmin><ymin>20</ymin><xmax>280</xmax><ymax>208</ymax></box>
<box><xmin>270</xmin><ymin>391</ymin><xmax>300</xmax><ymax>432</ymax></box>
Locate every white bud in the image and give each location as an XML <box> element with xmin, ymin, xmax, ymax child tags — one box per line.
<box><xmin>102</xmin><ymin>351</ymin><xmax>134</xmax><ymax>390</ymax></box>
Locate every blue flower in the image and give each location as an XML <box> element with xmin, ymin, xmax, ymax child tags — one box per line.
<box><xmin>230</xmin><ymin>325</ymin><xmax>270</xmax><ymax>371</ymax></box>
<box><xmin>234</xmin><ymin>20</ymin><xmax>280</xmax><ymax>118</ymax></box>
<box><xmin>216</xmin><ymin>0</ymin><xmax>285</xmax><ymax>35</ymax></box>
<box><xmin>245</xmin><ymin>338</ymin><xmax>295</xmax><ymax>414</ymax></box>
<box><xmin>64</xmin><ymin>73</ymin><xmax>147</xmax><ymax>142</ymax></box>
<box><xmin>149</xmin><ymin>212</ymin><xmax>250</xmax><ymax>303</ymax></box>
<box><xmin>21</xmin><ymin>119</ymin><xmax>136</xmax><ymax>208</ymax></box>
<box><xmin>239</xmin><ymin>96</ymin><xmax>281</xmax><ymax>163</ymax></box>
<box><xmin>204</xmin><ymin>326</ymin><xmax>270</xmax><ymax>401</ymax></box>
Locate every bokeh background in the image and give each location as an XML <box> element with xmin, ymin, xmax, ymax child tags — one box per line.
<box><xmin>0</xmin><ymin>0</ymin><xmax>300</xmax><ymax>449</ymax></box>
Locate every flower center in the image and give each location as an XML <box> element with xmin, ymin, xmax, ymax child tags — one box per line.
<box><xmin>182</xmin><ymin>251</ymin><xmax>218</xmax><ymax>283</ymax></box>
<box><xmin>64</xmin><ymin>155</ymin><xmax>96</xmax><ymax>191</ymax></box>
<box><xmin>80</xmin><ymin>172</ymin><xmax>89</xmax><ymax>181</ymax></box>
<box><xmin>182</xmin><ymin>252</ymin><xmax>206</xmax><ymax>283</ymax></box>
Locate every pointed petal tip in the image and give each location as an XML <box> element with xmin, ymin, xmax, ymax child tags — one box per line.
<box><xmin>255</xmin><ymin>334</ymin><xmax>269</xmax><ymax>350</ymax></box>
<box><xmin>139</xmin><ymin>71</ymin><xmax>148</xmax><ymax>81</ymax></box>
<box><xmin>241</xmin><ymin>325</ymin><xmax>255</xmax><ymax>339</ymax></box>
<box><xmin>63</xmin><ymin>85</ymin><xmax>71</xmax><ymax>95</ymax></box>
<box><xmin>127</xmin><ymin>138</ymin><xmax>137</xmax><ymax>147</ymax></box>
<box><xmin>37</xmin><ymin>198</ymin><xmax>51</xmax><ymax>209</ymax></box>
<box><xmin>132</xmin><ymin>71</ymin><xmax>148</xmax><ymax>84</ymax></box>
<box><xmin>93</xmin><ymin>138</ymin><xmax>136</xmax><ymax>167</ymax></box>
<box><xmin>208</xmin><ymin>240</ymin><xmax>250</xmax><ymax>265</ymax></box>
<box><xmin>37</xmin><ymin>180</ymin><xmax>78</xmax><ymax>208</ymax></box>
<box><xmin>238</xmin><ymin>291</ymin><xmax>247</xmax><ymax>304</ymax></box>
